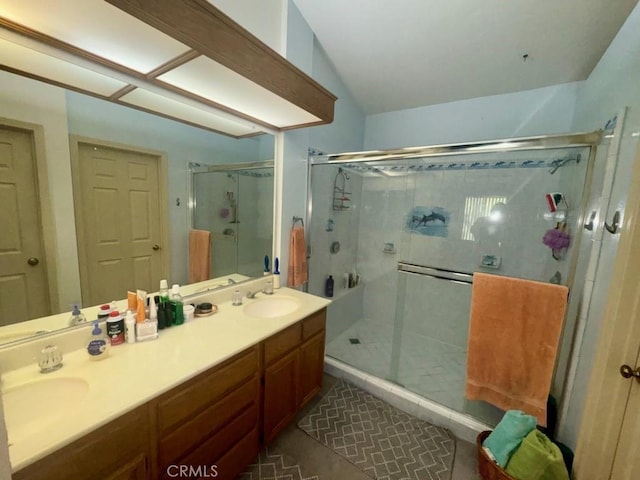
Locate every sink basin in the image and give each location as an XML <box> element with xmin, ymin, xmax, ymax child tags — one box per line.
<box><xmin>2</xmin><ymin>377</ymin><xmax>89</xmax><ymax>443</ymax></box>
<box><xmin>243</xmin><ymin>296</ymin><xmax>300</xmax><ymax>318</ymax></box>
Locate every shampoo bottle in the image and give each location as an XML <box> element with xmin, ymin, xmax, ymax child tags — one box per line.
<box><xmin>87</xmin><ymin>321</ymin><xmax>110</xmax><ymax>360</ymax></box>
<box><xmin>325</xmin><ymin>275</ymin><xmax>334</xmax><ymax>297</ymax></box>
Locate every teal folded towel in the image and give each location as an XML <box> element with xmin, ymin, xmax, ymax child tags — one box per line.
<box><xmin>505</xmin><ymin>429</ymin><xmax>569</xmax><ymax>480</ymax></box>
<box><xmin>483</xmin><ymin>410</ymin><xmax>537</xmax><ymax>467</ymax></box>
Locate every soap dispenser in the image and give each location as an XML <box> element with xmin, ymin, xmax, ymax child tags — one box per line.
<box><xmin>87</xmin><ymin>321</ymin><xmax>110</xmax><ymax>360</ymax></box>
<box><xmin>68</xmin><ymin>304</ymin><xmax>86</xmax><ymax>326</ymax></box>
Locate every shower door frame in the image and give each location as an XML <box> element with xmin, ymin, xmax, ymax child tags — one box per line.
<box><xmin>307</xmin><ymin>130</ymin><xmax>603</xmax><ymax>418</ymax></box>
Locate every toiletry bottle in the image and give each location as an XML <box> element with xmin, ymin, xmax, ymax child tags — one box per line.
<box><xmin>107</xmin><ymin>310</ymin><xmax>125</xmax><ymax>345</ymax></box>
<box><xmin>125</xmin><ymin>310</ymin><xmax>136</xmax><ymax>344</ymax></box>
<box><xmin>68</xmin><ymin>304</ymin><xmax>86</xmax><ymax>326</ymax></box>
<box><xmin>273</xmin><ymin>257</ymin><xmax>281</xmax><ymax>289</ymax></box>
<box><xmin>170</xmin><ymin>284</ymin><xmax>184</xmax><ymax>325</ymax></box>
<box><xmin>325</xmin><ymin>275</ymin><xmax>334</xmax><ymax>297</ymax></box>
<box><xmin>156</xmin><ymin>298</ymin><xmax>167</xmax><ymax>329</ymax></box>
<box><xmin>97</xmin><ymin>304</ymin><xmax>111</xmax><ymax>321</ymax></box>
<box><xmin>87</xmin><ymin>321</ymin><xmax>110</xmax><ymax>360</ymax></box>
<box><xmin>159</xmin><ymin>279</ymin><xmax>169</xmax><ymax>305</ymax></box>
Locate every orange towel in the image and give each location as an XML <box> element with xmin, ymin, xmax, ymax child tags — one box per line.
<box><xmin>188</xmin><ymin>229</ymin><xmax>211</xmax><ymax>284</ymax></box>
<box><xmin>465</xmin><ymin>273</ymin><xmax>568</xmax><ymax>426</ymax></box>
<box><xmin>287</xmin><ymin>226</ymin><xmax>308</xmax><ymax>288</ymax></box>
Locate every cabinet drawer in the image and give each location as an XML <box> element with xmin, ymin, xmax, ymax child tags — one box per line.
<box><xmin>159</xmin><ymin>376</ymin><xmax>258</xmax><ymax>469</ymax></box>
<box><xmin>214</xmin><ymin>427</ymin><xmax>260</xmax><ymax>480</ymax></box>
<box><xmin>13</xmin><ymin>404</ymin><xmax>150</xmax><ymax>480</ymax></box>
<box><xmin>264</xmin><ymin>322</ymin><xmax>301</xmax><ymax>365</ymax></box>
<box><xmin>158</xmin><ymin>346</ymin><xmax>258</xmax><ymax>432</ymax></box>
<box><xmin>302</xmin><ymin>309</ymin><xmax>326</xmax><ymax>340</ymax></box>
<box><xmin>159</xmin><ymin>404</ymin><xmax>258</xmax><ymax>480</ymax></box>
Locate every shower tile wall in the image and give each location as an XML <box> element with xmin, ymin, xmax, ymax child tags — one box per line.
<box><xmin>308</xmin><ymin>166</ymin><xmax>363</xmax><ymax>297</ymax></box>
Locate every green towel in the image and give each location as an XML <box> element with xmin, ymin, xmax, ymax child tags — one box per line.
<box><xmin>505</xmin><ymin>430</ymin><xmax>569</xmax><ymax>480</ymax></box>
<box><xmin>483</xmin><ymin>410</ymin><xmax>537</xmax><ymax>467</ymax></box>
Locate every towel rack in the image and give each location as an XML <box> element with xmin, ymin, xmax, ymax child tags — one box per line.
<box><xmin>292</xmin><ymin>216</ymin><xmax>304</xmax><ymax>227</ymax></box>
<box><xmin>397</xmin><ymin>261</ymin><xmax>473</xmax><ymax>285</ymax></box>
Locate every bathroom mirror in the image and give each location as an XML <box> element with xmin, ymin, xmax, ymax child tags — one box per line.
<box><xmin>0</xmin><ymin>71</ymin><xmax>276</xmax><ymax>345</ymax></box>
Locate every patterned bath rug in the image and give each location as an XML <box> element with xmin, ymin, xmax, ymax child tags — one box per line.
<box><xmin>238</xmin><ymin>446</ymin><xmax>321</xmax><ymax>480</ymax></box>
<box><xmin>297</xmin><ymin>379</ymin><xmax>455</xmax><ymax>480</ymax></box>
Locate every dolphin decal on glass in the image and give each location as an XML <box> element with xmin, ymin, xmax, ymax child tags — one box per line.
<box><xmin>406</xmin><ymin>206</ymin><xmax>450</xmax><ymax>237</ymax></box>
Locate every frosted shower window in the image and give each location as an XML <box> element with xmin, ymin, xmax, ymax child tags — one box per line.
<box><xmin>462</xmin><ymin>196</ymin><xmax>507</xmax><ymax>241</ymax></box>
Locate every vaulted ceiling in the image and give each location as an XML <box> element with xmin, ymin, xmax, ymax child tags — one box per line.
<box><xmin>293</xmin><ymin>0</ymin><xmax>639</xmax><ymax>115</ymax></box>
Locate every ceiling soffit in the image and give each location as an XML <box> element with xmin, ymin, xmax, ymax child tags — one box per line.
<box><xmin>0</xmin><ymin>0</ymin><xmax>337</xmax><ymax>138</ymax></box>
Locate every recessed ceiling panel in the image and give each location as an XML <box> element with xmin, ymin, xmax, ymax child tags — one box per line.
<box><xmin>0</xmin><ymin>0</ymin><xmax>190</xmax><ymax>73</ymax></box>
<box><xmin>119</xmin><ymin>88</ymin><xmax>260</xmax><ymax>137</ymax></box>
<box><xmin>157</xmin><ymin>56</ymin><xmax>321</xmax><ymax>128</ymax></box>
<box><xmin>0</xmin><ymin>38</ymin><xmax>128</xmax><ymax>96</ymax></box>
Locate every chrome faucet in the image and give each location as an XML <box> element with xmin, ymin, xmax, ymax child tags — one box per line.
<box><xmin>246</xmin><ymin>290</ymin><xmax>261</xmax><ymax>299</ymax></box>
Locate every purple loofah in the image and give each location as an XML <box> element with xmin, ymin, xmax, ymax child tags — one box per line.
<box><xmin>543</xmin><ymin>227</ymin><xmax>571</xmax><ymax>249</ymax></box>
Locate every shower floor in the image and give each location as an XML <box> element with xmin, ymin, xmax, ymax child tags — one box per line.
<box><xmin>326</xmin><ymin>317</ymin><xmax>468</xmax><ymax>412</ymax></box>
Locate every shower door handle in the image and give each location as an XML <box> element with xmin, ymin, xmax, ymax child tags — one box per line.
<box><xmin>604</xmin><ymin>211</ymin><xmax>620</xmax><ymax>234</ymax></box>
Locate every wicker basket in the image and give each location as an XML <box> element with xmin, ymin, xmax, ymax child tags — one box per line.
<box><xmin>477</xmin><ymin>431</ymin><xmax>517</xmax><ymax>480</ymax></box>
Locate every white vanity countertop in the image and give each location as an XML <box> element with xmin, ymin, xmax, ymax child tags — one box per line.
<box><xmin>2</xmin><ymin>287</ymin><xmax>330</xmax><ymax>472</ymax></box>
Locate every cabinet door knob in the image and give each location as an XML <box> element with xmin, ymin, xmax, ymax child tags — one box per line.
<box><xmin>27</xmin><ymin>257</ymin><xmax>40</xmax><ymax>266</ymax></box>
<box><xmin>620</xmin><ymin>364</ymin><xmax>640</xmax><ymax>383</ymax></box>
<box><xmin>152</xmin><ymin>244</ymin><xmax>160</xmax><ymax>251</ymax></box>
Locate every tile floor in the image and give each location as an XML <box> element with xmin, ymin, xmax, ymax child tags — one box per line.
<box><xmin>259</xmin><ymin>374</ymin><xmax>480</xmax><ymax>480</ymax></box>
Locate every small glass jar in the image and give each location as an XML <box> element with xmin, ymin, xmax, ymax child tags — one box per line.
<box><xmin>232</xmin><ymin>289</ymin><xmax>243</xmax><ymax>306</ymax></box>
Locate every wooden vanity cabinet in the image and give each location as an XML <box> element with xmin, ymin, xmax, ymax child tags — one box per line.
<box><xmin>154</xmin><ymin>345</ymin><xmax>260</xmax><ymax>480</ymax></box>
<box><xmin>13</xmin><ymin>404</ymin><xmax>152</xmax><ymax>480</ymax></box>
<box><xmin>12</xmin><ymin>309</ymin><xmax>325</xmax><ymax>480</ymax></box>
<box><xmin>263</xmin><ymin>308</ymin><xmax>326</xmax><ymax>444</ymax></box>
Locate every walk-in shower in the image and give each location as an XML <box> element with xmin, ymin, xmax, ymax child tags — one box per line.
<box><xmin>307</xmin><ymin>132</ymin><xmax>602</xmax><ymax>431</ymax></box>
<box><xmin>190</xmin><ymin>161</ymin><xmax>274</xmax><ymax>278</ymax></box>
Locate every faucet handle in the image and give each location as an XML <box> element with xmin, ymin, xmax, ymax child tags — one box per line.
<box><xmin>38</xmin><ymin>344</ymin><xmax>63</xmax><ymax>373</ymax></box>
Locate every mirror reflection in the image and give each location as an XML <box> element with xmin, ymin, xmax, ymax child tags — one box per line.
<box><xmin>0</xmin><ymin>70</ymin><xmax>275</xmax><ymax>344</ymax></box>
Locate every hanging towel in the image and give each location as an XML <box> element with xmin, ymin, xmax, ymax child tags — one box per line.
<box><xmin>465</xmin><ymin>273</ymin><xmax>568</xmax><ymax>425</ymax></box>
<box><xmin>287</xmin><ymin>225</ymin><xmax>308</xmax><ymax>288</ymax></box>
<box><xmin>188</xmin><ymin>229</ymin><xmax>211</xmax><ymax>284</ymax></box>
<box><xmin>483</xmin><ymin>410</ymin><xmax>537</xmax><ymax>467</ymax></box>
<box><xmin>505</xmin><ymin>429</ymin><xmax>569</xmax><ymax>480</ymax></box>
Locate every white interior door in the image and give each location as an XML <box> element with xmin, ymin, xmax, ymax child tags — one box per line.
<box><xmin>574</xmin><ymin>141</ymin><xmax>640</xmax><ymax>479</ymax></box>
<box><xmin>0</xmin><ymin>124</ymin><xmax>50</xmax><ymax>325</ymax></box>
<box><xmin>75</xmin><ymin>141</ymin><xmax>166</xmax><ymax>307</ymax></box>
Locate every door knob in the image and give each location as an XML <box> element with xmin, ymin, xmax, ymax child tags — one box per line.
<box><xmin>620</xmin><ymin>364</ymin><xmax>640</xmax><ymax>383</ymax></box>
<box><xmin>27</xmin><ymin>257</ymin><xmax>40</xmax><ymax>266</ymax></box>
<box><xmin>152</xmin><ymin>244</ymin><xmax>160</xmax><ymax>251</ymax></box>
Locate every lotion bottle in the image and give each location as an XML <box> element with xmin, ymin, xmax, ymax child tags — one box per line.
<box><xmin>125</xmin><ymin>310</ymin><xmax>136</xmax><ymax>344</ymax></box>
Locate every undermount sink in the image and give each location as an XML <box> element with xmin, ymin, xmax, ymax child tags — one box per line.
<box><xmin>243</xmin><ymin>296</ymin><xmax>301</xmax><ymax>318</ymax></box>
<box><xmin>2</xmin><ymin>377</ymin><xmax>89</xmax><ymax>444</ymax></box>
